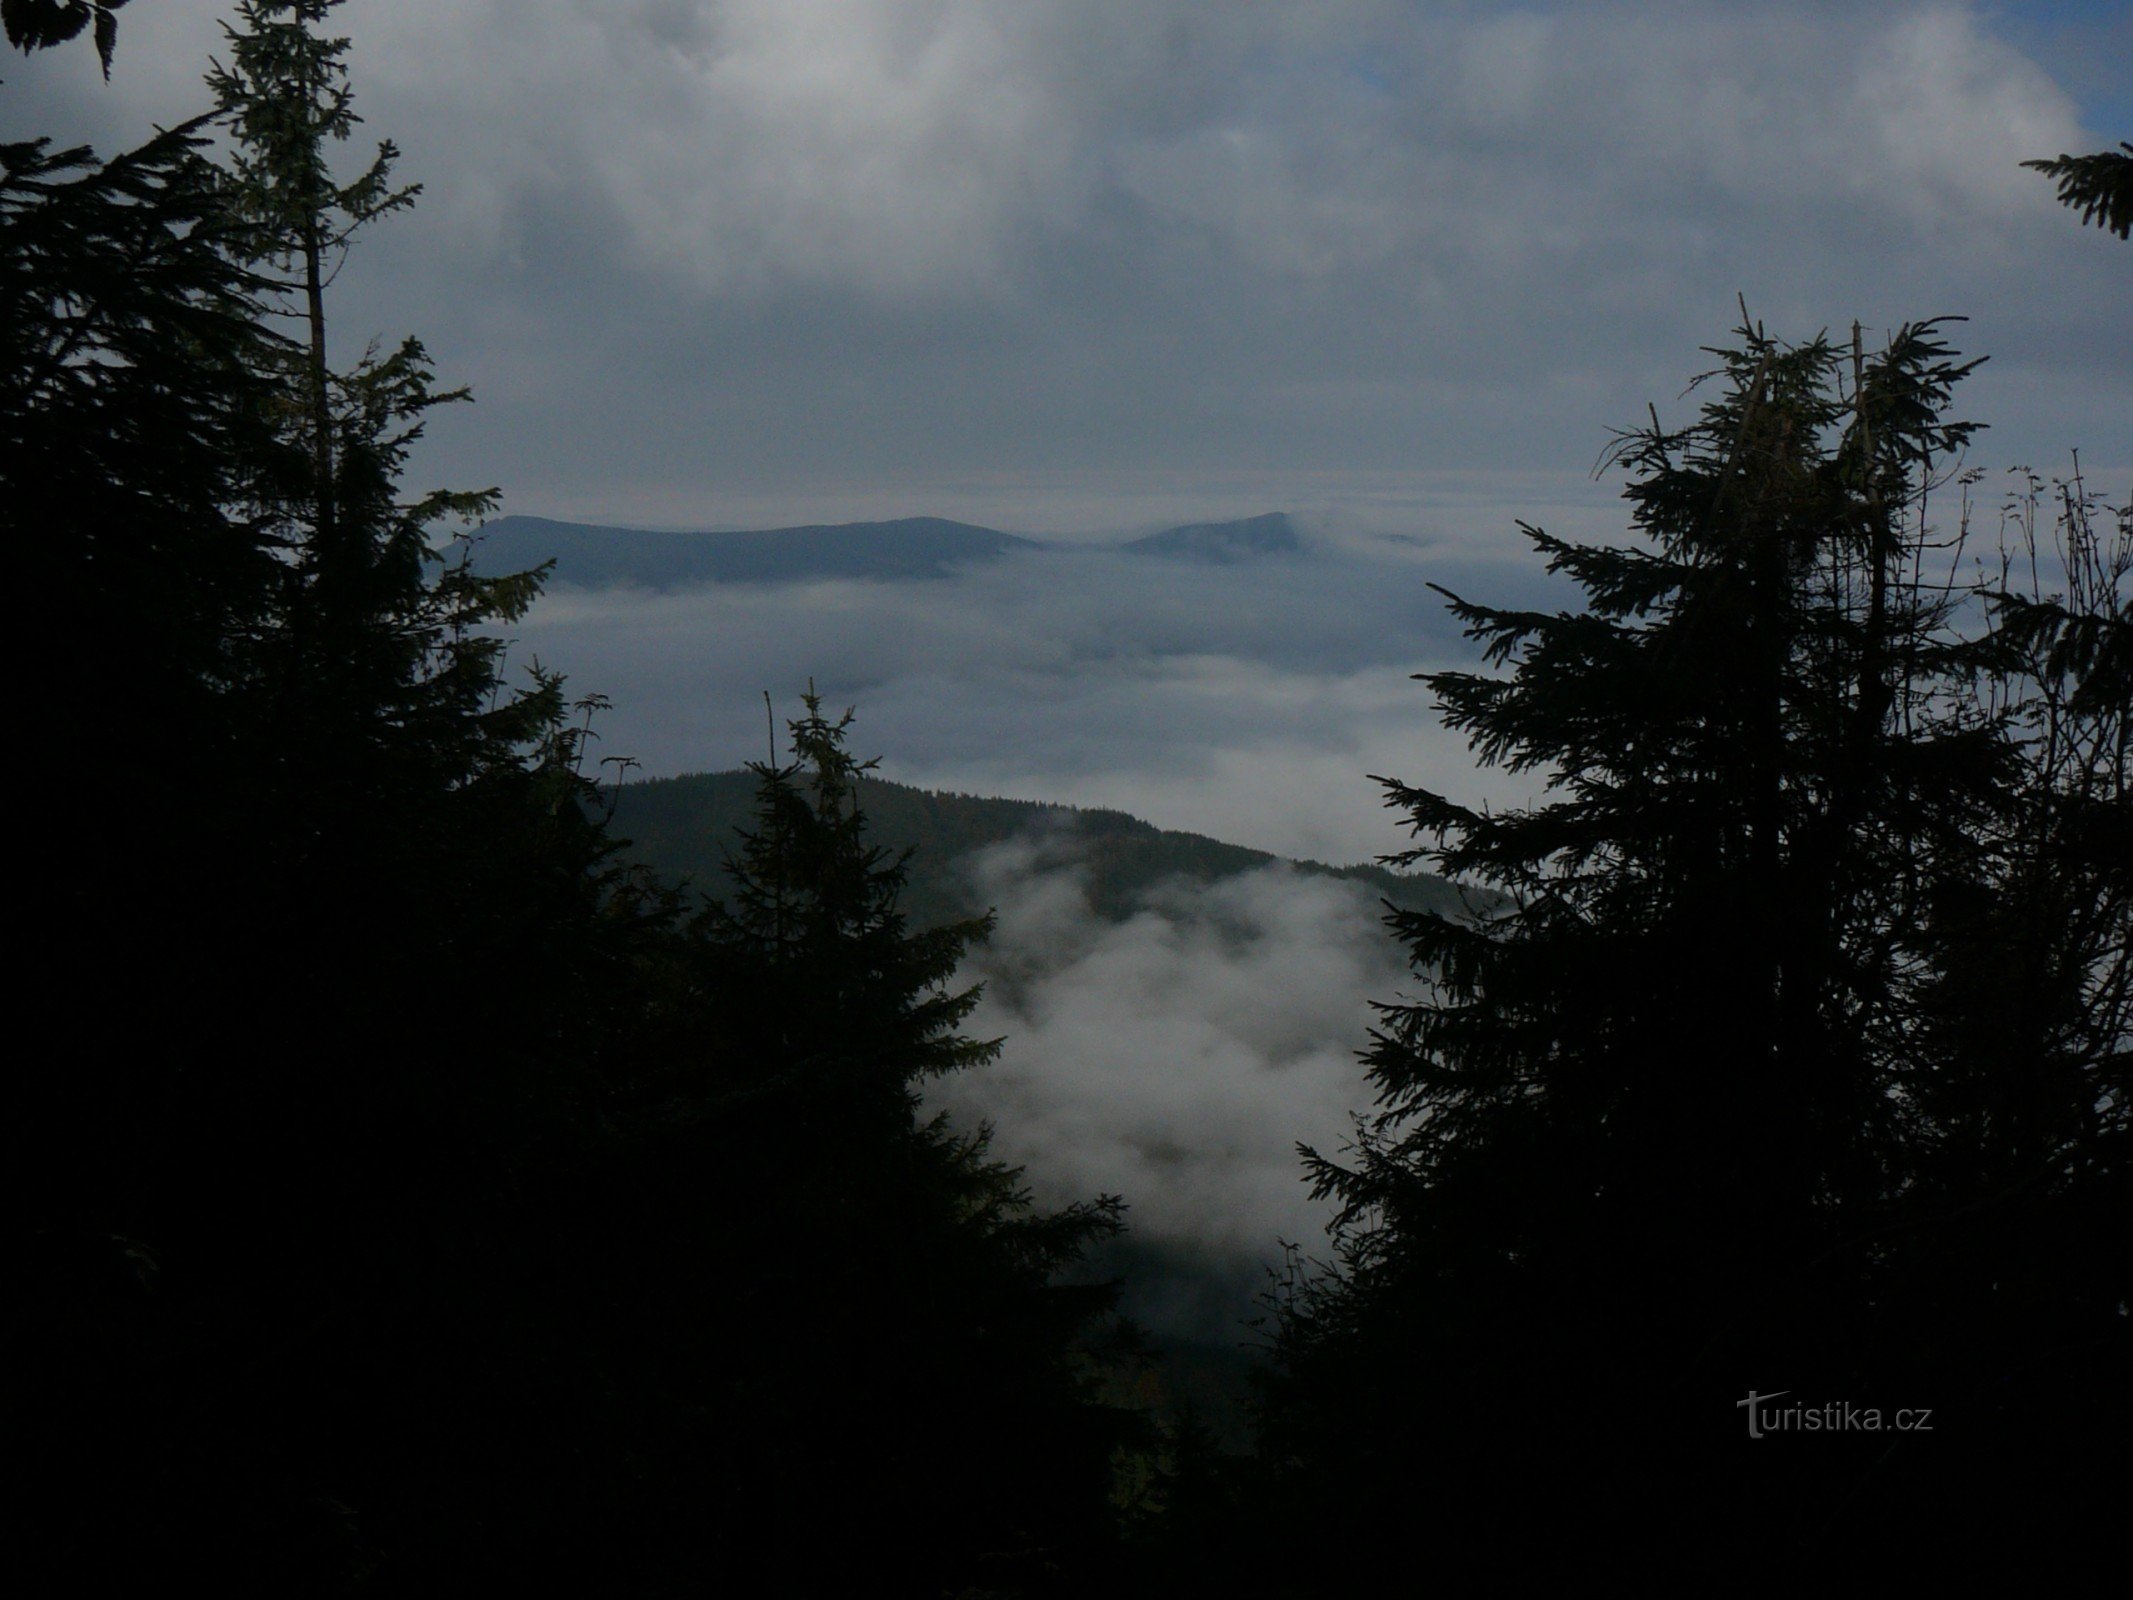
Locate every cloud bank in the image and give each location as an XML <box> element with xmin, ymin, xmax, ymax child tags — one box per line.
<box><xmin>931</xmin><ymin>837</ymin><xmax>1410</xmax><ymax>1291</ymax></box>
<box><xmin>10</xmin><ymin>1</ymin><xmax>2124</xmax><ymax>529</ymax></box>
<box><xmin>507</xmin><ymin>529</ymin><xmax>1572</xmax><ymax>863</ymax></box>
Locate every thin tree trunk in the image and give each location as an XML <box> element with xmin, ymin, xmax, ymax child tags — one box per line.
<box><xmin>303</xmin><ymin>213</ymin><xmax>333</xmax><ymax>558</ymax></box>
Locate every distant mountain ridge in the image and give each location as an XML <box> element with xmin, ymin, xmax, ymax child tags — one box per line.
<box><xmin>468</xmin><ymin>514</ymin><xmax>1036</xmax><ymax>589</ymax></box>
<box><xmin>611</xmin><ymin>769</ymin><xmax>1463</xmax><ymax>930</ymax></box>
<box><xmin>1121</xmin><ymin>511</ymin><xmax>1302</xmax><ymax>562</ymax></box>
<box><xmin>468</xmin><ymin>511</ymin><xmax>1309</xmax><ymax>590</ymax></box>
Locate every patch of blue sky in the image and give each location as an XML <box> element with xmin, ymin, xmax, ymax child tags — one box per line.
<box><xmin>1986</xmin><ymin>0</ymin><xmax>2133</xmax><ymax>136</ymax></box>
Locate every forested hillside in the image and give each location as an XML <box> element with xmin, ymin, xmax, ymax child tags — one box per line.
<box><xmin>473</xmin><ymin>512</ymin><xmax>1040</xmax><ymax>588</ymax></box>
<box><xmin>612</xmin><ymin>768</ymin><xmax>1467</xmax><ymax>928</ymax></box>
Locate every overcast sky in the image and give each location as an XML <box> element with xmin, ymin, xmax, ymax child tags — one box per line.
<box><xmin>7</xmin><ymin>0</ymin><xmax>2127</xmax><ymax>536</ymax></box>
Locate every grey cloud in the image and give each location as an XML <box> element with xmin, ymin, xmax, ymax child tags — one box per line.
<box><xmin>11</xmin><ymin>1</ymin><xmax>2117</xmax><ymax>526</ymax></box>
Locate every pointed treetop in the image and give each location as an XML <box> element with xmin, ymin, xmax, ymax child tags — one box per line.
<box><xmin>207</xmin><ymin>0</ymin><xmax>418</xmax><ymax>268</ymax></box>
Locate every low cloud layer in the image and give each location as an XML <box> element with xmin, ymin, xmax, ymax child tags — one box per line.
<box><xmin>508</xmin><ymin>528</ymin><xmax>1569</xmax><ymax>863</ymax></box>
<box><xmin>931</xmin><ymin>836</ymin><xmax>1410</xmax><ymax>1281</ymax></box>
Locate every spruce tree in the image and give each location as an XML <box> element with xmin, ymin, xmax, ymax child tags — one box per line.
<box><xmin>206</xmin><ymin>1</ymin><xmax>546</xmax><ymax>817</ymax></box>
<box><xmin>2</xmin><ymin>118</ymin><xmax>311</xmax><ymax>1591</ymax></box>
<box><xmin>1257</xmin><ymin>317</ymin><xmax>2090</xmax><ymax>1580</ymax></box>
<box><xmin>637</xmin><ymin>693</ymin><xmax>1137</xmax><ymax>1594</ymax></box>
<box><xmin>7</xmin><ymin>17</ymin><xmax>617</xmax><ymax>1589</ymax></box>
<box><xmin>192</xmin><ymin>1</ymin><xmax>592</xmax><ymax>1115</ymax></box>
<box><xmin>708</xmin><ymin>691</ymin><xmax>1008</xmax><ymax>1128</ymax></box>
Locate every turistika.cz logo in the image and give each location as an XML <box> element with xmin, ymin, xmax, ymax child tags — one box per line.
<box><xmin>1737</xmin><ymin>1391</ymin><xmax>1935</xmax><ymax>1439</ymax></box>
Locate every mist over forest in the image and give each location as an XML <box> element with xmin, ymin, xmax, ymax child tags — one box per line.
<box><xmin>490</xmin><ymin>506</ymin><xmax>1571</xmax><ymax>864</ymax></box>
<box><xmin>8</xmin><ymin>2</ymin><xmax>2129</xmax><ymax>1594</ymax></box>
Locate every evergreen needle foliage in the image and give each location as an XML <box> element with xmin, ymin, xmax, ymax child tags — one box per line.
<box><xmin>3</xmin><ymin>0</ymin><xmax>132</xmax><ymax>76</ymax></box>
<box><xmin>2023</xmin><ymin>141</ymin><xmax>2133</xmax><ymax>240</ymax></box>
<box><xmin>1256</xmin><ymin>317</ymin><xmax>2129</xmax><ymax>1585</ymax></box>
<box><xmin>597</xmin><ymin>694</ymin><xmax>1140</xmax><ymax>1593</ymax></box>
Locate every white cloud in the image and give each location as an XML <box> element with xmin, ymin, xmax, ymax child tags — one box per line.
<box><xmin>932</xmin><ymin>843</ymin><xmax>1408</xmax><ymax>1265</ymax></box>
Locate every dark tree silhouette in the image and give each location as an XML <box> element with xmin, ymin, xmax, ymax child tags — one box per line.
<box><xmin>601</xmin><ymin>694</ymin><xmax>1142</xmax><ymax>1594</ymax></box>
<box><xmin>1257</xmin><ymin>317</ymin><xmax>2129</xmax><ymax>1584</ymax></box>
<box><xmin>3</xmin><ymin>0</ymin><xmax>133</xmax><ymax>76</ymax></box>
<box><xmin>2</xmin><ymin>114</ymin><xmax>315</xmax><ymax>1592</ymax></box>
<box><xmin>2024</xmin><ymin>141</ymin><xmax>2133</xmax><ymax>240</ymax></box>
<box><xmin>7</xmin><ymin>10</ymin><xmax>621</xmax><ymax>1588</ymax></box>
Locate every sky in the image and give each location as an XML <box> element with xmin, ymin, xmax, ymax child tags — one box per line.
<box><xmin>6</xmin><ymin>0</ymin><xmax>2126</xmax><ymax>537</ymax></box>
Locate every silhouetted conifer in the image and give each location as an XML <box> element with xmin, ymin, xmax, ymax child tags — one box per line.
<box><xmin>1259</xmin><ymin>317</ymin><xmax>2128</xmax><ymax>1583</ymax></box>
<box><xmin>3</xmin><ymin>0</ymin><xmax>131</xmax><ymax>75</ymax></box>
<box><xmin>2024</xmin><ymin>140</ymin><xmax>2133</xmax><ymax>240</ymax></box>
<box><xmin>589</xmin><ymin>694</ymin><xmax>1140</xmax><ymax>1594</ymax></box>
<box><xmin>5</xmin><ymin>11</ymin><xmax>612</xmax><ymax>1588</ymax></box>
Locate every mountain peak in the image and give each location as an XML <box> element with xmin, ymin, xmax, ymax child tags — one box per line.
<box><xmin>1122</xmin><ymin>512</ymin><xmax>1303</xmax><ymax>563</ymax></box>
